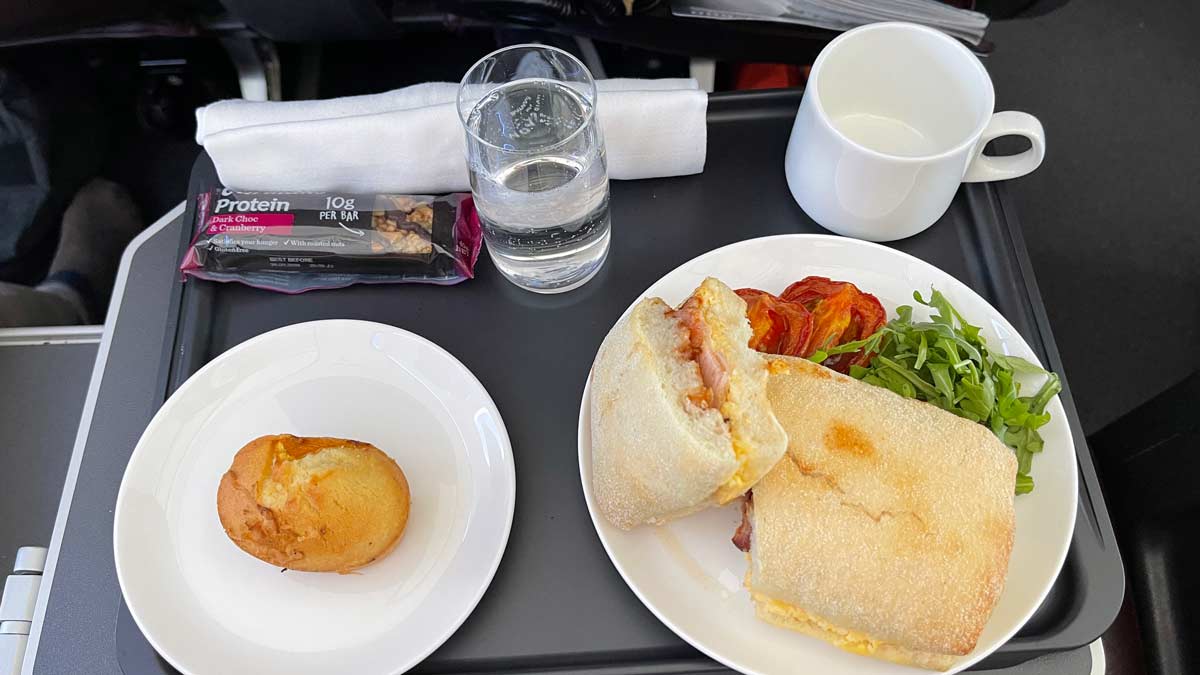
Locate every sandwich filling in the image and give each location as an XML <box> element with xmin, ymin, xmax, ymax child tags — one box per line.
<box><xmin>671</xmin><ymin>295</ymin><xmax>731</xmax><ymax>413</ymax></box>
<box><xmin>731</xmin><ymin>494</ymin><xmax>754</xmax><ymax>552</ymax></box>
<box><xmin>668</xmin><ymin>296</ymin><xmax>753</xmax><ymax>496</ymax></box>
<box><xmin>749</xmin><ymin>587</ymin><xmax>958</xmax><ymax>670</ymax></box>
<box><xmin>735</xmin><ymin>499</ymin><xmax>940</xmax><ymax>665</ymax></box>
<box><xmin>750</xmin><ymin>589</ymin><xmax>884</xmax><ymax>656</ymax></box>
<box><xmin>740</xmin><ymin>537</ymin><xmax>919</xmax><ymax>663</ymax></box>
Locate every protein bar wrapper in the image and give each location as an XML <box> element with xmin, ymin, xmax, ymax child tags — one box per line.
<box><xmin>180</xmin><ymin>189</ymin><xmax>483</xmax><ymax>293</ymax></box>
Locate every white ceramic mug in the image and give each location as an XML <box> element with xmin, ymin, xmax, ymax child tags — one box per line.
<box><xmin>785</xmin><ymin>22</ymin><xmax>1045</xmax><ymax>242</ymax></box>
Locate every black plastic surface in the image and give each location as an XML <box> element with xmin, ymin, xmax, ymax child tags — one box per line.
<box><xmin>29</xmin><ymin>212</ymin><xmax>186</xmax><ymax>675</ymax></box>
<box><xmin>221</xmin><ymin>0</ymin><xmax>397</xmax><ymax>41</ymax></box>
<box><xmin>0</xmin><ymin>342</ymin><xmax>96</xmax><ymax>573</ymax></box>
<box><xmin>34</xmin><ymin>89</ymin><xmax>1122</xmax><ymax>675</ymax></box>
<box><xmin>1090</xmin><ymin>371</ymin><xmax>1200</xmax><ymax>675</ymax></box>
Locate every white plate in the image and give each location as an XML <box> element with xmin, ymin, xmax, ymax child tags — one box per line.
<box><xmin>115</xmin><ymin>320</ymin><xmax>515</xmax><ymax>675</ymax></box>
<box><xmin>578</xmin><ymin>235</ymin><xmax>1077</xmax><ymax>675</ymax></box>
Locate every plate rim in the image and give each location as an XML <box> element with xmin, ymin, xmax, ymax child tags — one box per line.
<box><xmin>113</xmin><ymin>318</ymin><xmax>516</xmax><ymax>675</ymax></box>
<box><xmin>576</xmin><ymin>233</ymin><xmax>1079</xmax><ymax>675</ymax></box>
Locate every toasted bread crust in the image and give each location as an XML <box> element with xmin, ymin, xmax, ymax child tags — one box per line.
<box><xmin>591</xmin><ymin>297</ymin><xmax>736</xmax><ymax>529</ymax></box>
<box><xmin>590</xmin><ymin>278</ymin><xmax>787</xmax><ymax>529</ymax></box>
<box><xmin>749</xmin><ymin>355</ymin><xmax>1016</xmax><ymax>663</ymax></box>
<box><xmin>685</xmin><ymin>278</ymin><xmax>788</xmax><ymax>503</ymax></box>
<box><xmin>751</xmin><ymin>593</ymin><xmax>958</xmax><ymax>671</ymax></box>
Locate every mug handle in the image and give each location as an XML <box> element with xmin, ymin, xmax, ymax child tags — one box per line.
<box><xmin>962</xmin><ymin>111</ymin><xmax>1046</xmax><ymax>183</ymax></box>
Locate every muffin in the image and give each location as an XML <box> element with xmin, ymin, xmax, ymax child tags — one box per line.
<box><xmin>217</xmin><ymin>434</ymin><xmax>410</xmax><ymax>573</ymax></box>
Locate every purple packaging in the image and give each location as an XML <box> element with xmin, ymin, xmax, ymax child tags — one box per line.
<box><xmin>181</xmin><ymin>188</ymin><xmax>482</xmax><ymax>293</ymax></box>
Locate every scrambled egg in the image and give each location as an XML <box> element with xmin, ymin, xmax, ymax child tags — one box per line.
<box><xmin>753</xmin><ymin>592</ymin><xmax>884</xmax><ymax>656</ymax></box>
<box><xmin>717</xmin><ymin>438</ymin><xmax>752</xmax><ymax>500</ymax></box>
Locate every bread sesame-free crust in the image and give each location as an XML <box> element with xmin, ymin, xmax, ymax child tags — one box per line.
<box><xmin>216</xmin><ymin>434</ymin><xmax>410</xmax><ymax>573</ymax></box>
<box><xmin>590</xmin><ymin>278</ymin><xmax>787</xmax><ymax>530</ymax></box>
<box><xmin>749</xmin><ymin>355</ymin><xmax>1016</xmax><ymax>665</ymax></box>
<box><xmin>590</xmin><ymin>297</ymin><xmax>737</xmax><ymax>530</ymax></box>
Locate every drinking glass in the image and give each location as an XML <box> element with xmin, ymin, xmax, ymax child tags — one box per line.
<box><xmin>458</xmin><ymin>44</ymin><xmax>611</xmax><ymax>293</ymax></box>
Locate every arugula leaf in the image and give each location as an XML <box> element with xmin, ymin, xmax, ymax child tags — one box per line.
<box><xmin>917</xmin><ymin>289</ymin><xmax>983</xmax><ymax>343</ymax></box>
<box><xmin>992</xmin><ymin>353</ymin><xmax>1049</xmax><ymax>375</ymax></box>
<box><xmin>1015</xmin><ymin>473</ymin><xmax>1034</xmax><ymax>495</ymax></box>
<box><xmin>927</xmin><ymin>362</ymin><xmax>955</xmax><ymax>401</ymax></box>
<box><xmin>875</xmin><ymin>355</ymin><xmax>941</xmax><ymax>399</ymax></box>
<box><xmin>845</xmin><ymin>287</ymin><xmax>1060</xmax><ymax>495</ymax></box>
<box><xmin>1026</xmin><ymin>373</ymin><xmax>1063</xmax><ymax>415</ymax></box>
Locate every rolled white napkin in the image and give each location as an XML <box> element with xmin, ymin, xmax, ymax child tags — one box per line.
<box><xmin>195</xmin><ymin>79</ymin><xmax>708</xmax><ymax>193</ymax></box>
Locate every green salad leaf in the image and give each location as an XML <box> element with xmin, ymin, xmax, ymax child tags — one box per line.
<box><xmin>814</xmin><ymin>288</ymin><xmax>1061</xmax><ymax>494</ymax></box>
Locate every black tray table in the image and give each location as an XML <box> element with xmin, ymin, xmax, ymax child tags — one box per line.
<box><xmin>25</xmin><ymin>90</ymin><xmax>1123</xmax><ymax>674</ymax></box>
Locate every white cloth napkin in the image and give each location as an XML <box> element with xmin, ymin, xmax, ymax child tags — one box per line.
<box><xmin>195</xmin><ymin>79</ymin><xmax>708</xmax><ymax>194</ymax></box>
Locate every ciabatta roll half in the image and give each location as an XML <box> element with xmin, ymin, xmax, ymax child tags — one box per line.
<box><xmin>590</xmin><ymin>277</ymin><xmax>787</xmax><ymax>530</ymax></box>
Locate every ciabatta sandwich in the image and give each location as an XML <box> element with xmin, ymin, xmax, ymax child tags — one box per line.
<box><xmin>740</xmin><ymin>355</ymin><xmax>1017</xmax><ymax>670</ymax></box>
<box><xmin>590</xmin><ymin>278</ymin><xmax>787</xmax><ymax>530</ymax></box>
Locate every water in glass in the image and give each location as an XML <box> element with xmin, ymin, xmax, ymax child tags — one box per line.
<box><xmin>465</xmin><ymin>78</ymin><xmax>611</xmax><ymax>293</ymax></box>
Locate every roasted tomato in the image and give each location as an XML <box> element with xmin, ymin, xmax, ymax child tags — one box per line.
<box><xmin>780</xmin><ymin>276</ymin><xmax>853</xmax><ymax>308</ymax></box>
<box><xmin>740</xmin><ymin>276</ymin><xmax>886</xmax><ymax>373</ymax></box>
<box><xmin>735</xmin><ymin>289</ymin><xmax>813</xmax><ymax>356</ymax></box>
<box><xmin>783</xmin><ymin>276</ymin><xmax>886</xmax><ymax>372</ymax></box>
